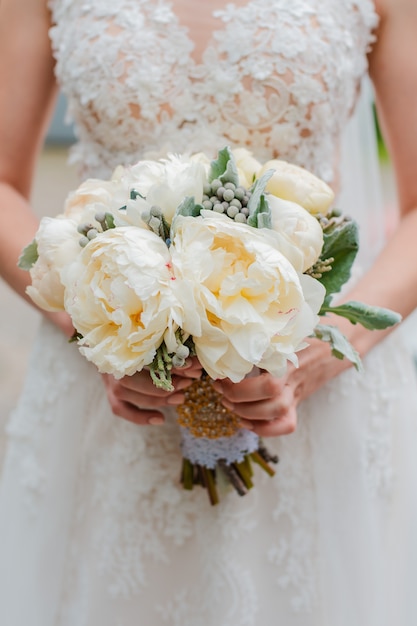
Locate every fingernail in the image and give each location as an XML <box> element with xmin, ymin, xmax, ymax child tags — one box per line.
<box><xmin>148</xmin><ymin>416</ymin><xmax>165</xmax><ymax>425</ymax></box>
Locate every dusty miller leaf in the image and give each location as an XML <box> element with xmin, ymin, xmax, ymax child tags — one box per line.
<box><xmin>18</xmin><ymin>240</ymin><xmax>38</xmax><ymax>270</ymax></box>
<box><xmin>175</xmin><ymin>196</ymin><xmax>202</xmax><ymax>218</ymax></box>
<box><xmin>209</xmin><ymin>147</ymin><xmax>239</xmax><ymax>186</ymax></box>
<box><xmin>320</xmin><ymin>300</ymin><xmax>402</xmax><ymax>330</ymax></box>
<box><xmin>313</xmin><ymin>323</ymin><xmax>363</xmax><ymax>371</ymax></box>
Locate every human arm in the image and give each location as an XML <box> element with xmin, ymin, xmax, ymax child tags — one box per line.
<box><xmin>215</xmin><ymin>0</ymin><xmax>417</xmax><ymax>436</ymax></box>
<box><xmin>0</xmin><ymin>0</ymin><xmax>75</xmax><ymax>336</ymax></box>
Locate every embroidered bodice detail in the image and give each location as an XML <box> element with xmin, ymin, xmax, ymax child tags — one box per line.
<box><xmin>48</xmin><ymin>0</ymin><xmax>378</xmax><ymax>184</ymax></box>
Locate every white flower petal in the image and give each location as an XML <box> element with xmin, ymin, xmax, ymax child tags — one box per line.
<box><xmin>259</xmin><ymin>159</ymin><xmax>335</xmax><ymax>215</ymax></box>
<box><xmin>171</xmin><ymin>213</ymin><xmax>324</xmax><ymax>380</ymax></box>
<box><xmin>62</xmin><ymin>227</ymin><xmax>183</xmax><ymax>377</ymax></box>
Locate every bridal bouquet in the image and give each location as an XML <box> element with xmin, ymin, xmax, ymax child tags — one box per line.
<box><xmin>19</xmin><ymin>147</ymin><xmax>400</xmax><ymax>504</ymax></box>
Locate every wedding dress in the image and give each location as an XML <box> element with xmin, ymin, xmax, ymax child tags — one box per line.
<box><xmin>2</xmin><ymin>1</ymin><xmax>417</xmax><ymax>624</ymax></box>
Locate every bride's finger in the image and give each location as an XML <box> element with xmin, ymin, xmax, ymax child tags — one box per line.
<box><xmin>172</xmin><ymin>365</ymin><xmax>203</xmax><ymax>380</ymax></box>
<box><xmin>113</xmin><ymin>386</ymin><xmax>185</xmax><ymax>409</ymax></box>
<box><xmin>112</xmin><ymin>400</ymin><xmax>166</xmax><ymax>426</ymax></box>
<box><xmin>240</xmin><ymin>406</ymin><xmax>297</xmax><ymax>437</ymax></box>
<box><xmin>222</xmin><ymin>383</ymin><xmax>294</xmax><ymax>421</ymax></box>
<box><xmin>118</xmin><ymin>371</ymin><xmax>193</xmax><ymax>395</ymax></box>
<box><xmin>213</xmin><ymin>373</ymin><xmax>286</xmax><ymax>404</ymax></box>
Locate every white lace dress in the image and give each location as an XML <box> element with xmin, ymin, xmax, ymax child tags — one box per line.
<box><xmin>2</xmin><ymin>1</ymin><xmax>417</xmax><ymax>624</ymax></box>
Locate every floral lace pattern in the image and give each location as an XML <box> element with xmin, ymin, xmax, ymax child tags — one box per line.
<box><xmin>48</xmin><ymin>0</ymin><xmax>378</xmax><ymax>185</ymax></box>
<box><xmin>4</xmin><ymin>325</ymin><xmax>77</xmax><ymax>515</ymax></box>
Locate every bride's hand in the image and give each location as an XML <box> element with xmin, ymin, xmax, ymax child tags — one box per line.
<box><xmin>213</xmin><ymin>337</ymin><xmax>350</xmax><ymax>437</ymax></box>
<box><xmin>102</xmin><ymin>358</ymin><xmax>203</xmax><ymax>426</ymax></box>
<box><xmin>213</xmin><ymin>371</ymin><xmax>299</xmax><ymax>437</ymax></box>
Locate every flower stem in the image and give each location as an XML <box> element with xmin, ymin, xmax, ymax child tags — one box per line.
<box><xmin>233</xmin><ymin>460</ymin><xmax>254</xmax><ymax>490</ymax></box>
<box><xmin>149</xmin><ymin>344</ymin><xmax>174</xmax><ymax>391</ymax></box>
<box><xmin>250</xmin><ymin>451</ymin><xmax>276</xmax><ymax>477</ymax></box>
<box><xmin>181</xmin><ymin>459</ymin><xmax>194</xmax><ymax>490</ymax></box>
<box><xmin>257</xmin><ymin>440</ymin><xmax>279</xmax><ymax>465</ymax></box>
<box><xmin>201</xmin><ymin>467</ymin><xmax>219</xmax><ymax>505</ymax></box>
<box><xmin>218</xmin><ymin>460</ymin><xmax>249</xmax><ymax>496</ymax></box>
<box><xmin>242</xmin><ymin>454</ymin><xmax>254</xmax><ymax>477</ymax></box>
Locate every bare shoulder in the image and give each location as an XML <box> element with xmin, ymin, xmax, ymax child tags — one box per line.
<box><xmin>0</xmin><ymin>0</ymin><xmax>52</xmax><ymax>29</ymax></box>
<box><xmin>0</xmin><ymin>0</ymin><xmax>51</xmax><ymax>16</ymax></box>
<box><xmin>373</xmin><ymin>0</ymin><xmax>417</xmax><ymax>20</ymax></box>
<box><xmin>368</xmin><ymin>0</ymin><xmax>417</xmax><ymax>216</ymax></box>
<box><xmin>0</xmin><ymin>0</ymin><xmax>56</xmax><ymax>197</ymax></box>
<box><xmin>0</xmin><ymin>0</ymin><xmax>52</xmax><ymax>40</ymax></box>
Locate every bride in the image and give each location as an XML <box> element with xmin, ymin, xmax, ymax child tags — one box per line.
<box><xmin>1</xmin><ymin>0</ymin><xmax>417</xmax><ymax>624</ymax></box>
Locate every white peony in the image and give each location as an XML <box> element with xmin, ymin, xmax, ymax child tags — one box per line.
<box><xmin>258</xmin><ymin>159</ymin><xmax>335</xmax><ymax>215</ymax></box>
<box><xmin>64</xmin><ymin>168</ymin><xmax>148</xmax><ymax>229</ymax></box>
<box><xmin>170</xmin><ymin>212</ymin><xmax>325</xmax><ymax>381</ymax></box>
<box><xmin>258</xmin><ymin>273</ymin><xmax>326</xmax><ymax>373</ymax></box>
<box><xmin>189</xmin><ymin>152</ymin><xmax>212</xmax><ymax>170</ymax></box>
<box><xmin>26</xmin><ymin>216</ymin><xmax>81</xmax><ymax>311</ymax></box>
<box><xmin>127</xmin><ymin>154</ymin><xmax>207</xmax><ymax>223</ymax></box>
<box><xmin>61</xmin><ymin>227</ymin><xmax>183</xmax><ymax>378</ymax></box>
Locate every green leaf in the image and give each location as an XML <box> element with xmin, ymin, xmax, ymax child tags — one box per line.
<box><xmin>18</xmin><ymin>239</ymin><xmax>38</xmax><ymax>270</ymax></box>
<box><xmin>104</xmin><ymin>212</ymin><xmax>116</xmax><ymax>229</ymax></box>
<box><xmin>247</xmin><ymin>170</ymin><xmax>273</xmax><ymax>215</ymax></box>
<box><xmin>246</xmin><ymin>194</ymin><xmax>272</xmax><ymax>229</ymax></box>
<box><xmin>209</xmin><ymin>147</ymin><xmax>239</xmax><ymax>186</ymax></box>
<box><xmin>321</xmin><ymin>300</ymin><xmax>402</xmax><ymax>330</ymax></box>
<box><xmin>175</xmin><ymin>196</ymin><xmax>202</xmax><ymax>218</ymax></box>
<box><xmin>319</xmin><ymin>218</ymin><xmax>359</xmax><ymax>298</ymax></box>
<box><xmin>130</xmin><ymin>188</ymin><xmax>145</xmax><ymax>200</ymax></box>
<box><xmin>256</xmin><ymin>198</ymin><xmax>272</xmax><ymax>229</ymax></box>
<box><xmin>68</xmin><ymin>330</ymin><xmax>83</xmax><ymax>343</ymax></box>
<box><xmin>246</xmin><ymin>171</ymin><xmax>273</xmax><ymax>228</ymax></box>
<box><xmin>313</xmin><ymin>323</ymin><xmax>363</xmax><ymax>371</ymax></box>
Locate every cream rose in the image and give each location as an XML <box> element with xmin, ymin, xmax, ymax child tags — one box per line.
<box><xmin>258</xmin><ymin>159</ymin><xmax>335</xmax><ymax>215</ymax></box>
<box><xmin>26</xmin><ymin>216</ymin><xmax>81</xmax><ymax>311</ymax></box>
<box><xmin>267</xmin><ymin>194</ymin><xmax>324</xmax><ymax>272</ymax></box>
<box><xmin>61</xmin><ymin>227</ymin><xmax>182</xmax><ymax>377</ymax></box>
<box><xmin>231</xmin><ymin>148</ymin><xmax>262</xmax><ymax>188</ymax></box>
<box><xmin>170</xmin><ymin>212</ymin><xmax>325</xmax><ymax>381</ymax></box>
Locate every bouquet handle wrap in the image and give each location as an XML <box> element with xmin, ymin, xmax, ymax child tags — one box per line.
<box><xmin>177</xmin><ymin>376</ymin><xmax>279</xmax><ymax>504</ymax></box>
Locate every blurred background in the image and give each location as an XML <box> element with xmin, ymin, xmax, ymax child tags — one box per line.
<box><xmin>0</xmin><ymin>95</ymin><xmax>401</xmax><ymax>463</ymax></box>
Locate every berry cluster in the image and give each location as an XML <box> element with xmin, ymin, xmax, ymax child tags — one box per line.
<box><xmin>201</xmin><ymin>179</ymin><xmax>252</xmax><ymax>223</ymax></box>
<box><xmin>77</xmin><ymin>212</ymin><xmax>115</xmax><ymax>247</ymax></box>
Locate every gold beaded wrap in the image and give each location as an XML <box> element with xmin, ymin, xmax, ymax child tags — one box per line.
<box><xmin>176</xmin><ymin>377</ymin><xmax>241</xmax><ymax>439</ymax></box>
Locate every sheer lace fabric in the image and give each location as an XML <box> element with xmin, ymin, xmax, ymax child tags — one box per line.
<box><xmin>2</xmin><ymin>320</ymin><xmax>417</xmax><ymax>626</ymax></box>
<box><xmin>49</xmin><ymin>0</ymin><xmax>377</xmax><ymax>185</ymax></box>
<box><xmin>2</xmin><ymin>1</ymin><xmax>417</xmax><ymax>625</ymax></box>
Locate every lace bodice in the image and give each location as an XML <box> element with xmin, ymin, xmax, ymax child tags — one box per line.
<box><xmin>48</xmin><ymin>0</ymin><xmax>378</xmax><ymax>184</ymax></box>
